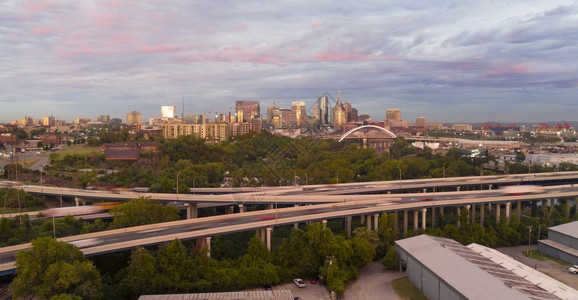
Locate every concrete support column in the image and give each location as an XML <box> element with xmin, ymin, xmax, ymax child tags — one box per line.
<box><xmin>488</xmin><ymin>203</ymin><xmax>492</xmax><ymax>212</ymax></box>
<box><xmin>517</xmin><ymin>201</ymin><xmax>522</xmax><ymax>222</ymax></box>
<box><xmin>566</xmin><ymin>199</ymin><xmax>571</xmax><ymax>219</ymax></box>
<box><xmin>360</xmin><ymin>214</ymin><xmax>365</xmax><ymax>225</ymax></box>
<box><xmin>488</xmin><ymin>184</ymin><xmax>493</xmax><ymax>190</ymax></box>
<box><xmin>294</xmin><ymin>204</ymin><xmax>299</xmax><ymax>229</ymax></box>
<box><xmin>413</xmin><ymin>210</ymin><xmax>419</xmax><ymax>230</ymax></box>
<box><xmin>394</xmin><ymin>212</ymin><xmax>399</xmax><ymax>232</ymax></box>
<box><xmin>496</xmin><ymin>203</ymin><xmax>501</xmax><ymax>223</ymax></box>
<box><xmin>75</xmin><ymin>197</ymin><xmax>80</xmax><ymax>207</ymax></box>
<box><xmin>457</xmin><ymin>207</ymin><xmax>461</xmax><ymax>229</ymax></box>
<box><xmin>421</xmin><ymin>209</ymin><xmax>427</xmax><ymax>230</ymax></box>
<box><xmin>82</xmin><ymin>201</ymin><xmax>86</xmax><ymax>206</ymax></box>
<box><xmin>457</xmin><ymin>187</ymin><xmax>461</xmax><ymax>192</ymax></box>
<box><xmin>373</xmin><ymin>213</ymin><xmax>379</xmax><ymax>231</ymax></box>
<box><xmin>266</xmin><ymin>227</ymin><xmax>272</xmax><ymax>251</ymax></box>
<box><xmin>506</xmin><ymin>202</ymin><xmax>511</xmax><ymax>225</ymax></box>
<box><xmin>238</xmin><ymin>204</ymin><xmax>244</xmax><ymax>213</ymax></box>
<box><xmin>480</xmin><ymin>204</ymin><xmax>485</xmax><ymax>226</ymax></box>
<box><xmin>205</xmin><ymin>237</ymin><xmax>211</xmax><ymax>258</ymax></box>
<box><xmin>423</xmin><ymin>188</ymin><xmax>427</xmax><ymax>193</ymax></box>
<box><xmin>322</xmin><ymin>219</ymin><xmax>327</xmax><ymax>228</ymax></box>
<box><xmin>403</xmin><ymin>210</ymin><xmax>408</xmax><ymax>235</ymax></box>
<box><xmin>185</xmin><ymin>203</ymin><xmax>198</xmax><ymax>219</ymax></box>
<box><xmin>226</xmin><ymin>206</ymin><xmax>234</xmax><ymax>214</ymax></box>
<box><xmin>471</xmin><ymin>205</ymin><xmax>476</xmax><ymax>224</ymax></box>
<box><xmin>346</xmin><ymin>216</ymin><xmax>352</xmax><ymax>238</ymax></box>
<box><xmin>366</xmin><ymin>215</ymin><xmax>372</xmax><ymax>230</ymax></box>
<box><xmin>431</xmin><ymin>207</ymin><xmax>436</xmax><ymax>229</ymax></box>
<box><xmin>265</xmin><ymin>204</ymin><xmax>273</xmax><ymax>210</ymax></box>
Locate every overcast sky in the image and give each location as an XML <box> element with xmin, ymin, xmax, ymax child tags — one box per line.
<box><xmin>1</xmin><ymin>1</ymin><xmax>577</xmax><ymax>124</ymax></box>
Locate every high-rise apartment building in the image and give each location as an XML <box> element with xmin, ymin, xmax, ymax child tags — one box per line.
<box><xmin>317</xmin><ymin>96</ymin><xmax>329</xmax><ymax>125</ymax></box>
<box><xmin>126</xmin><ymin>111</ymin><xmax>142</xmax><ymax>126</ymax></box>
<box><xmin>386</xmin><ymin>109</ymin><xmax>401</xmax><ymax>122</ymax></box>
<box><xmin>97</xmin><ymin>115</ymin><xmax>110</xmax><ymax>124</ymax></box>
<box><xmin>331</xmin><ymin>92</ymin><xmax>347</xmax><ymax>128</ymax></box>
<box><xmin>416</xmin><ymin>117</ymin><xmax>428</xmax><ymax>127</ymax></box>
<box><xmin>235</xmin><ymin>101</ymin><xmax>260</xmax><ymax>123</ymax></box>
<box><xmin>291</xmin><ymin>101</ymin><xmax>307</xmax><ymax>126</ymax></box>
<box><xmin>42</xmin><ymin>116</ymin><xmax>55</xmax><ymax>127</ymax></box>
<box><xmin>161</xmin><ymin>106</ymin><xmax>176</xmax><ymax>118</ymax></box>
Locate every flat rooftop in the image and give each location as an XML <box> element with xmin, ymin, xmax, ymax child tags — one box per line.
<box><xmin>396</xmin><ymin>235</ymin><xmax>561</xmax><ymax>300</ymax></box>
<box><xmin>549</xmin><ymin>221</ymin><xmax>578</xmax><ymax>239</ymax></box>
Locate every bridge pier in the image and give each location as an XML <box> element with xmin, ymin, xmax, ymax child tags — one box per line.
<box><xmin>346</xmin><ymin>216</ymin><xmax>352</xmax><ymax>238</ymax></box>
<box><xmin>185</xmin><ymin>203</ymin><xmax>198</xmax><ymax>219</ymax></box>
<box><xmin>431</xmin><ymin>207</ymin><xmax>436</xmax><ymax>229</ymax></box>
<box><xmin>238</xmin><ymin>204</ymin><xmax>244</xmax><ymax>213</ymax></box>
<box><xmin>265</xmin><ymin>204</ymin><xmax>273</xmax><ymax>210</ymax></box>
<box><xmin>322</xmin><ymin>219</ymin><xmax>327</xmax><ymax>228</ymax></box>
<box><xmin>75</xmin><ymin>197</ymin><xmax>80</xmax><ymax>207</ymax></box>
<box><xmin>295</xmin><ymin>204</ymin><xmax>300</xmax><ymax>229</ymax></box>
<box><xmin>373</xmin><ymin>213</ymin><xmax>379</xmax><ymax>231</ymax></box>
<box><xmin>457</xmin><ymin>207</ymin><xmax>461</xmax><ymax>229</ymax></box>
<box><xmin>488</xmin><ymin>184</ymin><xmax>492</xmax><ymax>190</ymax></box>
<box><xmin>421</xmin><ymin>209</ymin><xmax>426</xmax><ymax>230</ymax></box>
<box><xmin>457</xmin><ymin>187</ymin><xmax>461</xmax><ymax>192</ymax></box>
<box><xmin>403</xmin><ymin>210</ymin><xmax>408</xmax><ymax>235</ymax></box>
<box><xmin>471</xmin><ymin>205</ymin><xmax>476</xmax><ymax>224</ymax></box>
<box><xmin>506</xmin><ymin>202</ymin><xmax>511</xmax><ymax>225</ymax></box>
<box><xmin>266</xmin><ymin>227</ymin><xmax>272</xmax><ymax>251</ymax></box>
<box><xmin>480</xmin><ymin>204</ymin><xmax>485</xmax><ymax>226</ymax></box>
<box><xmin>517</xmin><ymin>201</ymin><xmax>522</xmax><ymax>222</ymax></box>
<box><xmin>205</xmin><ymin>237</ymin><xmax>211</xmax><ymax>258</ymax></box>
<box><xmin>496</xmin><ymin>203</ymin><xmax>501</xmax><ymax>223</ymax></box>
<box><xmin>226</xmin><ymin>206</ymin><xmax>234</xmax><ymax>214</ymax></box>
<box><xmin>366</xmin><ymin>214</ymin><xmax>371</xmax><ymax>230</ymax></box>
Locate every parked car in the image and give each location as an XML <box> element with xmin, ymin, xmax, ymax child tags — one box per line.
<box><xmin>569</xmin><ymin>265</ymin><xmax>578</xmax><ymax>274</ymax></box>
<box><xmin>264</xmin><ymin>284</ymin><xmax>272</xmax><ymax>290</ymax></box>
<box><xmin>293</xmin><ymin>278</ymin><xmax>305</xmax><ymax>288</ymax></box>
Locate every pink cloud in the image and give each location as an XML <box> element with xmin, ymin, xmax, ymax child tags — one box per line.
<box><xmin>34</xmin><ymin>26</ymin><xmax>59</xmax><ymax>35</ymax></box>
<box><xmin>312</xmin><ymin>21</ymin><xmax>321</xmax><ymax>28</ymax></box>
<box><xmin>317</xmin><ymin>51</ymin><xmax>370</xmax><ymax>62</ymax></box>
<box><xmin>139</xmin><ymin>43</ymin><xmax>181</xmax><ymax>53</ymax></box>
<box><xmin>233</xmin><ymin>24</ymin><xmax>249</xmax><ymax>30</ymax></box>
<box><xmin>25</xmin><ymin>1</ymin><xmax>55</xmax><ymax>13</ymax></box>
<box><xmin>68</xmin><ymin>46</ymin><xmax>94</xmax><ymax>55</ymax></box>
<box><xmin>403</xmin><ymin>15</ymin><xmax>410</xmax><ymax>22</ymax></box>
<box><xmin>483</xmin><ymin>64</ymin><xmax>530</xmax><ymax>77</ymax></box>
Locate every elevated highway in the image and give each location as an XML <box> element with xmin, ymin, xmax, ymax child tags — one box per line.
<box><xmin>2</xmin><ymin>184</ymin><xmax>578</xmax><ymax>276</ymax></box>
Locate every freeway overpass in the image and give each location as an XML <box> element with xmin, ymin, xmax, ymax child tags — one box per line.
<box><xmin>12</xmin><ymin>171</ymin><xmax>578</xmax><ymax>207</ymax></box>
<box><xmin>1</xmin><ymin>184</ymin><xmax>577</xmax><ymax>276</ymax></box>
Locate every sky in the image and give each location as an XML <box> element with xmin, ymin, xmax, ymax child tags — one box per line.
<box><xmin>1</xmin><ymin>0</ymin><xmax>578</xmax><ymax>124</ymax></box>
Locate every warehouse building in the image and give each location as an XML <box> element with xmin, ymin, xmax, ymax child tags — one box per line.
<box><xmin>395</xmin><ymin>235</ymin><xmax>576</xmax><ymax>300</ymax></box>
<box><xmin>538</xmin><ymin>221</ymin><xmax>578</xmax><ymax>265</ymax></box>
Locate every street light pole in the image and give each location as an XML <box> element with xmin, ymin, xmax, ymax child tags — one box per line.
<box><xmin>528</xmin><ymin>225</ymin><xmax>533</xmax><ymax>256</ymax></box>
<box><xmin>397</xmin><ymin>167</ymin><xmax>402</xmax><ymax>189</ymax></box>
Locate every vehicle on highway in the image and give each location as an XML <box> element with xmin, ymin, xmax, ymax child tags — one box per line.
<box><xmin>69</xmin><ymin>238</ymin><xmax>101</xmax><ymax>248</ymax></box>
<box><xmin>569</xmin><ymin>265</ymin><xmax>578</xmax><ymax>274</ymax></box>
<box><xmin>499</xmin><ymin>185</ymin><xmax>545</xmax><ymax>196</ymax></box>
<box><xmin>43</xmin><ymin>202</ymin><xmax>120</xmax><ymax>217</ymax></box>
<box><xmin>264</xmin><ymin>284</ymin><xmax>272</xmax><ymax>290</ymax></box>
<box><xmin>293</xmin><ymin>278</ymin><xmax>305</xmax><ymax>288</ymax></box>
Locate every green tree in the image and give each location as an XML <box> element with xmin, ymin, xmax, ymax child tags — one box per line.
<box><xmin>11</xmin><ymin>237</ymin><xmax>102</xmax><ymax>300</ymax></box>
<box><xmin>109</xmin><ymin>196</ymin><xmax>180</xmax><ymax>228</ymax></box>
<box><xmin>117</xmin><ymin>247</ymin><xmax>158</xmax><ymax>298</ymax></box>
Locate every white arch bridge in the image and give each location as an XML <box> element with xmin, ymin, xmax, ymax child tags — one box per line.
<box><xmin>337</xmin><ymin>125</ymin><xmax>397</xmax><ymax>151</ymax></box>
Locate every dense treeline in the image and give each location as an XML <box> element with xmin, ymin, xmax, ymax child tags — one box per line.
<box><xmin>7</xmin><ymin>132</ymin><xmax>571</xmax><ymax>191</ymax></box>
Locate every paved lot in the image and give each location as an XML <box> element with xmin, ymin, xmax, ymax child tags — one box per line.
<box><xmin>497</xmin><ymin>244</ymin><xmax>578</xmax><ymax>290</ymax></box>
<box><xmin>344</xmin><ymin>262</ymin><xmax>404</xmax><ymax>300</ymax></box>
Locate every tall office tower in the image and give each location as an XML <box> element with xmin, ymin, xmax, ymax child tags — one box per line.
<box><xmin>416</xmin><ymin>116</ymin><xmax>428</xmax><ymax>127</ymax></box>
<box><xmin>235</xmin><ymin>101</ymin><xmax>260</xmax><ymax>123</ymax></box>
<box><xmin>291</xmin><ymin>101</ymin><xmax>307</xmax><ymax>126</ymax></box>
<box><xmin>161</xmin><ymin>106</ymin><xmax>176</xmax><ymax>118</ymax></box>
<box><xmin>42</xmin><ymin>116</ymin><xmax>55</xmax><ymax>127</ymax></box>
<box><xmin>386</xmin><ymin>109</ymin><xmax>401</xmax><ymax>123</ymax></box>
<box><xmin>97</xmin><ymin>115</ymin><xmax>110</xmax><ymax>124</ymax></box>
<box><xmin>331</xmin><ymin>92</ymin><xmax>347</xmax><ymax>127</ymax></box>
<box><xmin>317</xmin><ymin>96</ymin><xmax>329</xmax><ymax>125</ymax></box>
<box><xmin>126</xmin><ymin>111</ymin><xmax>142</xmax><ymax>126</ymax></box>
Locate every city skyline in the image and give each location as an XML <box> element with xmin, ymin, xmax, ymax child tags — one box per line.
<box><xmin>1</xmin><ymin>1</ymin><xmax>577</xmax><ymax>124</ymax></box>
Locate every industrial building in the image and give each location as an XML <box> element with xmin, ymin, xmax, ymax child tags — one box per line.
<box><xmin>395</xmin><ymin>235</ymin><xmax>576</xmax><ymax>300</ymax></box>
<box><xmin>538</xmin><ymin>221</ymin><xmax>578</xmax><ymax>265</ymax></box>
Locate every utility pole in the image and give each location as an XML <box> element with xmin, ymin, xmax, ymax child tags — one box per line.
<box><xmin>527</xmin><ymin>225</ymin><xmax>533</xmax><ymax>256</ymax></box>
